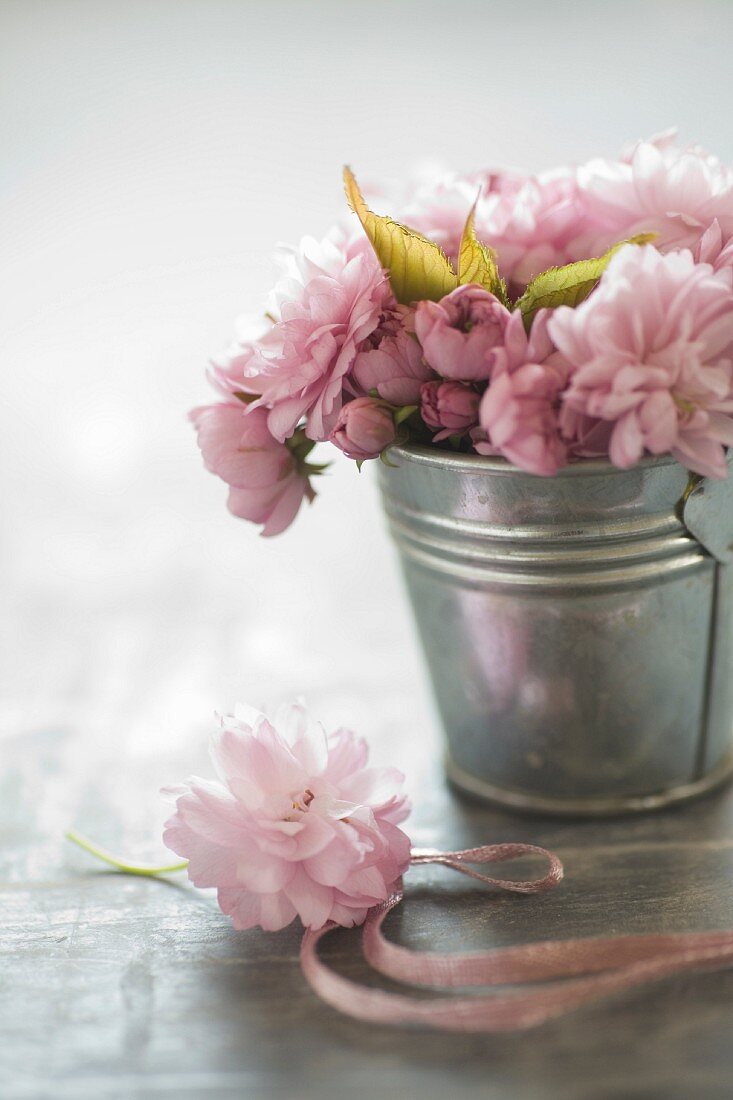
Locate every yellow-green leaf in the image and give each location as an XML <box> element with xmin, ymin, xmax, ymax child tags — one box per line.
<box><xmin>343</xmin><ymin>166</ymin><xmax>458</xmax><ymax>305</ymax></box>
<box><xmin>457</xmin><ymin>201</ymin><xmax>509</xmax><ymax>306</ymax></box>
<box><xmin>516</xmin><ymin>233</ymin><xmax>658</xmax><ymax>329</ymax></box>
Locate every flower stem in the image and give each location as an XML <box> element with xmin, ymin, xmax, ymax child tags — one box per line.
<box><xmin>65</xmin><ymin>829</ymin><xmax>189</xmax><ymax>877</ymax></box>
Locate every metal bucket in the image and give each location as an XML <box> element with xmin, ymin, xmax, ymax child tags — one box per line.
<box><xmin>379</xmin><ymin>444</ymin><xmax>733</xmax><ymax>816</ymax></box>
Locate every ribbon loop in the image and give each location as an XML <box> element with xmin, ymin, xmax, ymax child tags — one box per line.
<box><xmin>410</xmin><ymin>842</ymin><xmax>564</xmax><ymax>894</ymax></box>
<box><xmin>300</xmin><ymin>842</ymin><xmax>733</xmax><ymax>1032</ymax></box>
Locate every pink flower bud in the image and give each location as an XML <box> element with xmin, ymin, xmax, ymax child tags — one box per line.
<box><xmin>351</xmin><ymin>325</ymin><xmax>432</xmax><ymax>405</ymax></box>
<box><xmin>329</xmin><ymin>397</ymin><xmax>396</xmax><ymax>461</ymax></box>
<box><xmin>414</xmin><ymin>284</ymin><xmax>511</xmax><ymax>381</ymax></box>
<box><xmin>421</xmin><ymin>380</ymin><xmax>479</xmax><ymax>438</ymax></box>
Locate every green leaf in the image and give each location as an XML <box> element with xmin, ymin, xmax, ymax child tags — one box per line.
<box><xmin>516</xmin><ymin>233</ymin><xmax>658</xmax><ymax>330</ymax></box>
<box><xmin>458</xmin><ymin>201</ymin><xmax>509</xmax><ymax>306</ymax></box>
<box><xmin>285</xmin><ymin>429</ymin><xmax>317</xmax><ymax>464</ymax></box>
<box><xmin>302</xmin><ymin>461</ymin><xmax>331</xmax><ymax>476</ymax></box>
<box><xmin>344</xmin><ymin>166</ymin><xmax>458</xmax><ymax>305</ymax></box>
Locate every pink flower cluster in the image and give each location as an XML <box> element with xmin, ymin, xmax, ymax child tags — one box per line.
<box><xmin>164</xmin><ymin>702</ymin><xmax>411</xmax><ymax>931</ymax></box>
<box><xmin>192</xmin><ymin>133</ymin><xmax>733</xmax><ymax>535</ymax></box>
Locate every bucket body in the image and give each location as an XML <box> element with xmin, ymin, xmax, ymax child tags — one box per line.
<box><xmin>379</xmin><ymin>445</ymin><xmax>733</xmax><ymax>815</ymax></box>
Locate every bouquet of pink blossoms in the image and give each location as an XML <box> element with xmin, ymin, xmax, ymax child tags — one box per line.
<box><xmin>192</xmin><ymin>132</ymin><xmax>733</xmax><ymax>535</ymax></box>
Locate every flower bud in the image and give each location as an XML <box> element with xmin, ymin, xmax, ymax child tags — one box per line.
<box><xmin>329</xmin><ymin>397</ymin><xmax>396</xmax><ymax>461</ymax></box>
<box><xmin>414</xmin><ymin>284</ymin><xmax>510</xmax><ymax>381</ymax></box>
<box><xmin>421</xmin><ymin>380</ymin><xmax>479</xmax><ymax>437</ymax></box>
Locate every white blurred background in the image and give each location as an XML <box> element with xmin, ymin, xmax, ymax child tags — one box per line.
<box><xmin>3</xmin><ymin>0</ymin><xmax>733</xmax><ymax>777</ymax></box>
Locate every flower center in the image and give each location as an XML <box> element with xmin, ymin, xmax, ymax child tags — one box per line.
<box><xmin>291</xmin><ymin>788</ymin><xmax>315</xmax><ymax>813</ymax></box>
<box><xmin>673</xmin><ymin>394</ymin><xmax>696</xmax><ymax>415</ymax></box>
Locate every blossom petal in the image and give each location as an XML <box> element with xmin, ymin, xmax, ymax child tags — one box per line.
<box><xmin>284</xmin><ymin>867</ymin><xmax>335</xmax><ymax>929</ymax></box>
<box><xmin>218</xmin><ymin>888</ymin><xmax>297</xmax><ymax>932</ymax></box>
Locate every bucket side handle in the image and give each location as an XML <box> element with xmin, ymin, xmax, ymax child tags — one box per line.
<box><xmin>681</xmin><ymin>458</ymin><xmax>733</xmax><ymax>565</ymax></box>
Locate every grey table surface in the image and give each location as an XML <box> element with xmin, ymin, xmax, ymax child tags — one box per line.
<box><xmin>4</xmin><ymin>707</ymin><xmax>733</xmax><ymax>1100</ymax></box>
<box><xmin>6</xmin><ymin>2</ymin><xmax>733</xmax><ymax>1097</ymax></box>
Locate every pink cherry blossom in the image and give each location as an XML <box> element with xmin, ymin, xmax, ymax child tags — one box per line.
<box><xmin>578</xmin><ymin>137</ymin><xmax>733</xmax><ymax>256</ymax></box>
<box><xmin>163</xmin><ymin>702</ymin><xmax>411</xmax><ymax>931</ymax></box>
<box><xmin>477</xmin><ymin>168</ymin><xmax>602</xmax><ymax>294</ymax></box>
<box><xmin>475</xmin><ymin>310</ymin><xmax>569</xmax><ymax>476</ymax></box>
<box><xmin>401</xmin><ymin>167</ymin><xmax>605</xmax><ymax>295</ymax></box>
<box><xmin>329</xmin><ymin>396</ymin><xmax>396</xmax><ymax>461</ymax></box>
<box><xmin>618</xmin><ymin>128</ymin><xmax>680</xmax><ymax>165</ymax></box>
<box><xmin>190</xmin><ymin>402</ymin><xmax>314</xmax><ymax>536</ymax></box>
<box><xmin>420</xmin><ymin>380</ymin><xmax>479</xmax><ymax>440</ymax></box>
<box><xmin>242</xmin><ymin>232</ymin><xmax>392</xmax><ymax>443</ymax></box>
<box><xmin>401</xmin><ymin>137</ymin><xmax>733</xmax><ymax>295</ymax></box>
<box><xmin>192</xmin><ymin>138</ymin><xmax>733</xmax><ymax>520</ymax></box>
<box><xmin>694</xmin><ymin>220</ymin><xmax>733</xmax><ymax>288</ymax></box>
<box><xmin>350</xmin><ymin>319</ymin><xmax>432</xmax><ymax>405</ymax></box>
<box><xmin>549</xmin><ymin>245</ymin><xmax>733</xmax><ymax>479</ymax></box>
<box><xmin>558</xmin><ymin>406</ymin><xmax>614</xmax><ymax>460</ymax></box>
<box><xmin>414</xmin><ymin>285</ymin><xmax>510</xmax><ymax>381</ymax></box>
<box><xmin>398</xmin><ymin>167</ymin><xmax>525</xmax><ymax>266</ymax></box>
<box><xmin>208</xmin><ymin>315</ymin><xmax>272</xmax><ymax>398</ymax></box>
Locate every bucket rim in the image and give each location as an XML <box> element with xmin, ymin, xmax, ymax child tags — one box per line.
<box><xmin>384</xmin><ymin>443</ymin><xmax>683</xmax><ymax>479</ymax></box>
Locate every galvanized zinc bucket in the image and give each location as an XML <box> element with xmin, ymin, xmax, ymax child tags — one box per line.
<box><xmin>379</xmin><ymin>444</ymin><xmax>733</xmax><ymax>816</ymax></box>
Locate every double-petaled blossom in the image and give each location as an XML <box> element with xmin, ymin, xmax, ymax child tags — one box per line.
<box><xmin>329</xmin><ymin>396</ymin><xmax>396</xmax><ymax>461</ymax></box>
<box><xmin>549</xmin><ymin>245</ymin><xmax>733</xmax><ymax>479</ymax></box>
<box><xmin>478</xmin><ymin>169</ymin><xmax>593</xmax><ymax>295</ymax></box>
<box><xmin>190</xmin><ymin>402</ymin><xmax>314</xmax><ymax>536</ymax></box>
<box><xmin>242</xmin><ymin>232</ymin><xmax>392</xmax><ymax>442</ymax></box>
<box><xmin>191</xmin><ymin>138</ymin><xmax>733</xmax><ymax>539</ymax></box>
<box><xmin>350</xmin><ymin>318</ymin><xmax>432</xmax><ymax>405</ymax></box>
<box><xmin>475</xmin><ymin>310</ymin><xmax>570</xmax><ymax>476</ymax></box>
<box><xmin>694</xmin><ymin>219</ymin><xmax>733</xmax><ymax>289</ymax></box>
<box><xmin>414</xmin><ymin>285</ymin><xmax>511</xmax><ymax>381</ymax></box>
<box><xmin>163</xmin><ymin>702</ymin><xmax>411</xmax><ymax>931</ymax></box>
<box><xmin>400</xmin><ymin>167</ymin><xmax>610</xmax><ymax>295</ymax></box>
<box><xmin>577</xmin><ymin>135</ymin><xmax>733</xmax><ymax>257</ymax></box>
<box><xmin>398</xmin><ymin>167</ymin><xmax>524</xmax><ymax>269</ymax></box>
<box><xmin>207</xmin><ymin>315</ymin><xmax>272</xmax><ymax>398</ymax></box>
<box><xmin>403</xmin><ymin>136</ymin><xmax>733</xmax><ymax>296</ymax></box>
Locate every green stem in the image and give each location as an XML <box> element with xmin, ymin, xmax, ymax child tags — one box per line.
<box><xmin>65</xmin><ymin>829</ymin><xmax>189</xmax><ymax>877</ymax></box>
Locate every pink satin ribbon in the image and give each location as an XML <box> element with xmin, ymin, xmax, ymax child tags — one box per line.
<box><xmin>300</xmin><ymin>844</ymin><xmax>733</xmax><ymax>1032</ymax></box>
